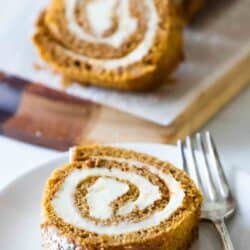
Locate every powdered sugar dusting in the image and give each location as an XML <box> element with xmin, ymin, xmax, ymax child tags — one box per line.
<box><xmin>41</xmin><ymin>226</ymin><xmax>82</xmax><ymax>250</ymax></box>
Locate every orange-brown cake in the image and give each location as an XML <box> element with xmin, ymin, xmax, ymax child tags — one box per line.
<box><xmin>33</xmin><ymin>0</ymin><xmax>183</xmax><ymax>91</ymax></box>
<box><xmin>41</xmin><ymin>145</ymin><xmax>202</xmax><ymax>250</ymax></box>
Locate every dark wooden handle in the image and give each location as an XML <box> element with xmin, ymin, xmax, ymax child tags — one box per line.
<box><xmin>0</xmin><ymin>71</ymin><xmax>100</xmax><ymax>151</ymax></box>
<box><xmin>0</xmin><ymin>72</ymin><xmax>28</xmax><ymax>125</ymax></box>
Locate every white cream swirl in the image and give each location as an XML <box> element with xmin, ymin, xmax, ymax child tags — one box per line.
<box><xmin>64</xmin><ymin>0</ymin><xmax>159</xmax><ymax>69</ymax></box>
<box><xmin>52</xmin><ymin>157</ymin><xmax>185</xmax><ymax>235</ymax></box>
<box><xmin>67</xmin><ymin>0</ymin><xmax>137</xmax><ymax>48</ymax></box>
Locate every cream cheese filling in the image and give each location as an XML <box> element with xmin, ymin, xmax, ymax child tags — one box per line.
<box><xmin>64</xmin><ymin>0</ymin><xmax>159</xmax><ymax>69</ymax></box>
<box><xmin>52</xmin><ymin>156</ymin><xmax>185</xmax><ymax>235</ymax></box>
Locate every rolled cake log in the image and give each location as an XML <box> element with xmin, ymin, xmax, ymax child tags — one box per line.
<box><xmin>41</xmin><ymin>145</ymin><xmax>202</xmax><ymax>250</ymax></box>
<box><xmin>33</xmin><ymin>0</ymin><xmax>183</xmax><ymax>91</ymax></box>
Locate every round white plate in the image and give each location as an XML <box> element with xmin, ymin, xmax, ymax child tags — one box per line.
<box><xmin>0</xmin><ymin>143</ymin><xmax>235</xmax><ymax>250</ymax></box>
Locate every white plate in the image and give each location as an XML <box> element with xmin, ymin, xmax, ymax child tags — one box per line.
<box><xmin>0</xmin><ymin>143</ymin><xmax>242</xmax><ymax>250</ymax></box>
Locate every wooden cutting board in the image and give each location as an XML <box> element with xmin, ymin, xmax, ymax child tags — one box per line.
<box><xmin>1</xmin><ymin>62</ymin><xmax>249</xmax><ymax>151</ymax></box>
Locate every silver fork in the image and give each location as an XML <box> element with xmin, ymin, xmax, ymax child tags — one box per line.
<box><xmin>178</xmin><ymin>132</ymin><xmax>236</xmax><ymax>250</ymax></box>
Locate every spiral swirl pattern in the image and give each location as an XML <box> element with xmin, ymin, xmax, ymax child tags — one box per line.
<box><xmin>51</xmin><ymin>156</ymin><xmax>184</xmax><ymax>235</ymax></box>
<box><xmin>60</xmin><ymin>0</ymin><xmax>159</xmax><ymax>69</ymax></box>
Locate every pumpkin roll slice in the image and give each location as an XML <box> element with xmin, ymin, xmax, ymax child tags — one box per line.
<box><xmin>41</xmin><ymin>145</ymin><xmax>202</xmax><ymax>250</ymax></box>
<box><xmin>33</xmin><ymin>0</ymin><xmax>183</xmax><ymax>91</ymax></box>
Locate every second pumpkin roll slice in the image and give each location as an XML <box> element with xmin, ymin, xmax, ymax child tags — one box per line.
<box><xmin>33</xmin><ymin>0</ymin><xmax>183</xmax><ymax>91</ymax></box>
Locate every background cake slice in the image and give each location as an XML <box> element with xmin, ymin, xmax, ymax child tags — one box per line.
<box><xmin>41</xmin><ymin>145</ymin><xmax>202</xmax><ymax>250</ymax></box>
<box><xmin>33</xmin><ymin>0</ymin><xmax>183</xmax><ymax>91</ymax></box>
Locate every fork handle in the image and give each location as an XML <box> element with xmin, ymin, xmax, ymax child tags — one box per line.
<box><xmin>214</xmin><ymin>220</ymin><xmax>234</xmax><ymax>250</ymax></box>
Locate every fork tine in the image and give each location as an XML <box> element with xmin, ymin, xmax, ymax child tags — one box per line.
<box><xmin>205</xmin><ymin>132</ymin><xmax>230</xmax><ymax>197</ymax></box>
<box><xmin>196</xmin><ymin>133</ymin><xmax>217</xmax><ymax>201</ymax></box>
<box><xmin>185</xmin><ymin>136</ymin><xmax>203</xmax><ymax>191</ymax></box>
<box><xmin>177</xmin><ymin>140</ymin><xmax>187</xmax><ymax>172</ymax></box>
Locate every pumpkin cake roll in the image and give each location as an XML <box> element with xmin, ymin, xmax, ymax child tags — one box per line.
<box><xmin>33</xmin><ymin>0</ymin><xmax>183</xmax><ymax>91</ymax></box>
<box><xmin>41</xmin><ymin>145</ymin><xmax>202</xmax><ymax>250</ymax></box>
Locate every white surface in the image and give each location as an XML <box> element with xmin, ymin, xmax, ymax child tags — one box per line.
<box><xmin>0</xmin><ymin>142</ymin><xmax>249</xmax><ymax>250</ymax></box>
<box><xmin>1</xmin><ymin>0</ymin><xmax>250</xmax><ymax>125</ymax></box>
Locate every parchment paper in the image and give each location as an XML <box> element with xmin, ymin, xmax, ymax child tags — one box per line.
<box><xmin>0</xmin><ymin>0</ymin><xmax>250</xmax><ymax>125</ymax></box>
